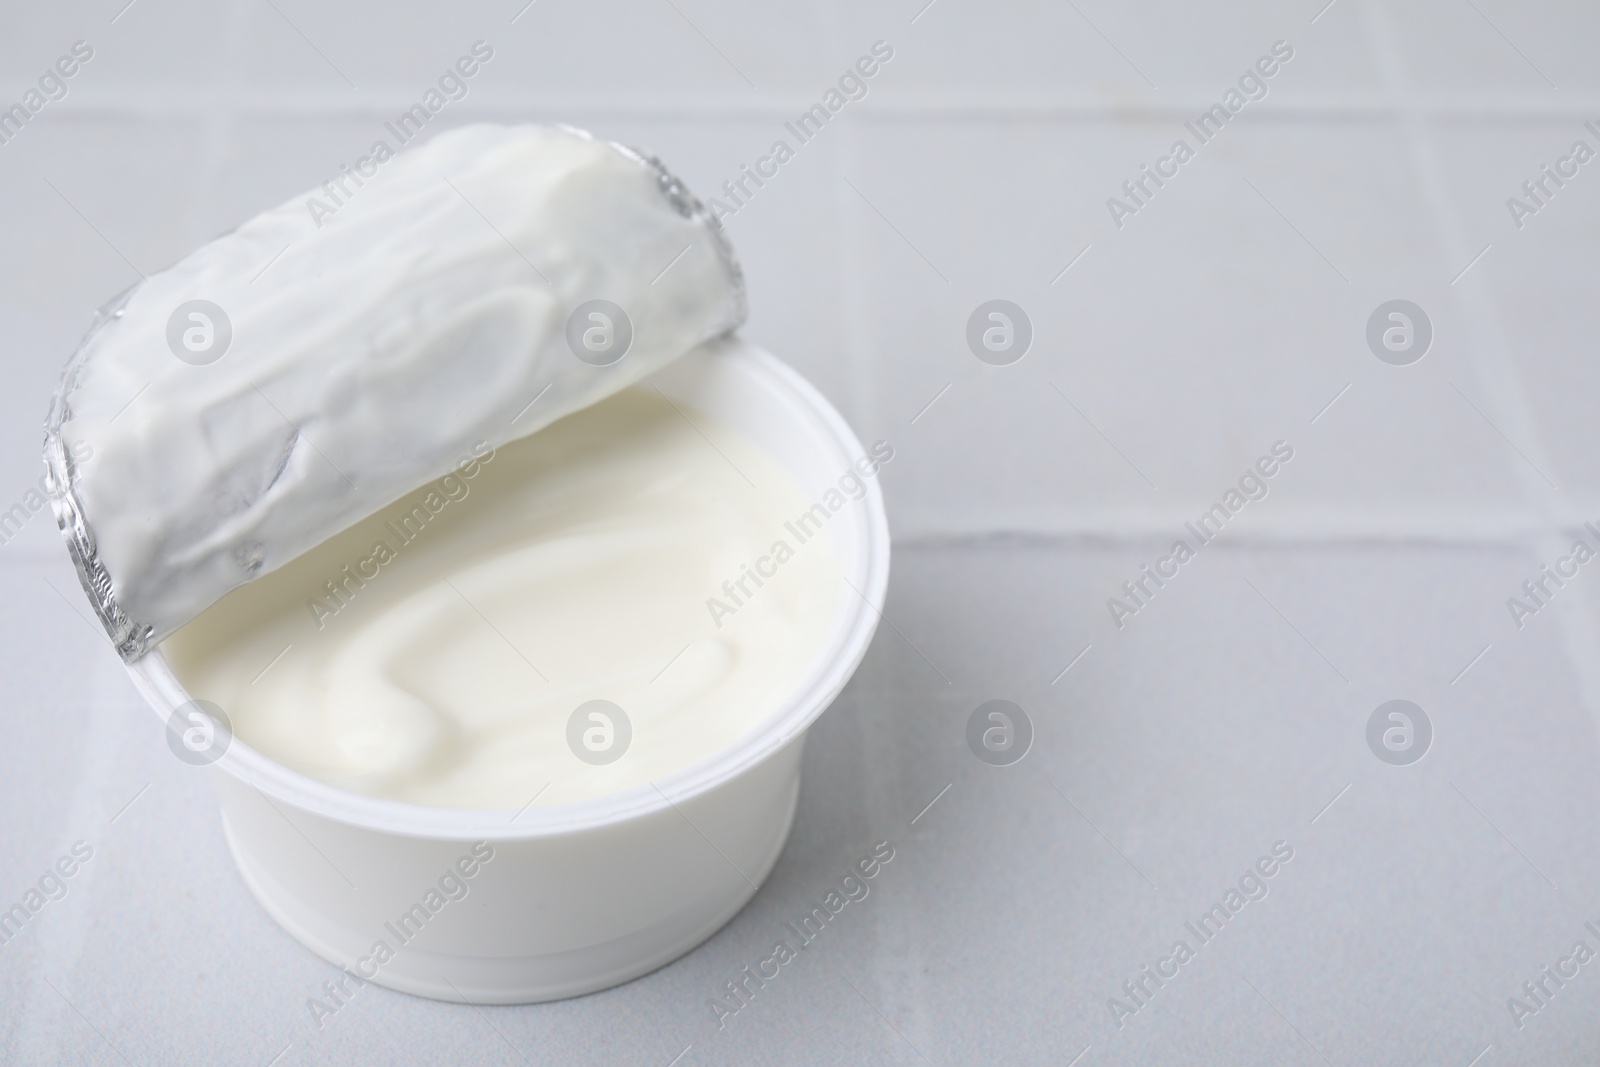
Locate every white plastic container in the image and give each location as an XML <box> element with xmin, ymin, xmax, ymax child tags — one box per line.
<box><xmin>123</xmin><ymin>337</ymin><xmax>890</xmax><ymax>1003</ymax></box>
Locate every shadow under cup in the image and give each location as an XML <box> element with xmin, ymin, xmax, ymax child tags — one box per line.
<box><xmin>124</xmin><ymin>336</ymin><xmax>891</xmax><ymax>1004</ymax></box>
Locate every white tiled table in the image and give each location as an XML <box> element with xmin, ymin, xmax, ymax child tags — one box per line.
<box><xmin>4</xmin><ymin>1</ymin><xmax>1600</xmax><ymax>1063</ymax></box>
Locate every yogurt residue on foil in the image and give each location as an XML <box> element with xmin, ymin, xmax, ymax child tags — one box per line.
<box><xmin>45</xmin><ymin>123</ymin><xmax>743</xmax><ymax>659</ymax></box>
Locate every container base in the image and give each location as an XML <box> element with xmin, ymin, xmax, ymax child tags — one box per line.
<box><xmin>221</xmin><ymin>778</ymin><xmax>799</xmax><ymax>1005</ymax></box>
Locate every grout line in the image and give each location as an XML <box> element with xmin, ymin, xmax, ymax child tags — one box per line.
<box><xmin>882</xmin><ymin>514</ymin><xmax>1584</xmax><ymax>547</ymax></box>
<box><xmin>1360</xmin><ymin>0</ymin><xmax>1600</xmax><ymax>759</ymax></box>
<box><xmin>834</xmin><ymin>108</ymin><xmax>878</xmax><ymax>530</ymax></box>
<box><xmin>38</xmin><ymin>94</ymin><xmax>1600</xmax><ymax>120</ymax></box>
<box><xmin>183</xmin><ymin>0</ymin><xmax>256</xmax><ymax>264</ymax></box>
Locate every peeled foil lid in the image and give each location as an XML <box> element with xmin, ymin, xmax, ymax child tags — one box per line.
<box><xmin>43</xmin><ymin>123</ymin><xmax>746</xmax><ymax>661</ymax></box>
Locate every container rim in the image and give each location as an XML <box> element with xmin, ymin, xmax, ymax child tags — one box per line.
<box><xmin>127</xmin><ymin>336</ymin><xmax>890</xmax><ymax>840</ymax></box>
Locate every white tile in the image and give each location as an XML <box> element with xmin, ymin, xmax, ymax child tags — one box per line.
<box><xmin>828</xmin><ymin>0</ymin><xmax>1382</xmax><ymax>107</ymax></box>
<box><xmin>831</xmin><ymin>116</ymin><xmax>1527</xmax><ymax>535</ymax></box>
<box><xmin>0</xmin><ymin>117</ymin><xmax>207</xmax><ymax>501</ymax></box>
<box><xmin>1387</xmin><ymin>0</ymin><xmax>1597</xmax><ymax>97</ymax></box>
<box><xmin>1429</xmin><ymin>117</ymin><xmax>1600</xmax><ymax>499</ymax></box>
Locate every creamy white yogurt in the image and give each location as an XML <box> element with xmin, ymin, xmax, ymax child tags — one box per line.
<box><xmin>161</xmin><ymin>387</ymin><xmax>840</xmax><ymax>810</ymax></box>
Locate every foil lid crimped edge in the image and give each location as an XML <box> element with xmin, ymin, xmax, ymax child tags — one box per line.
<box><xmin>44</xmin><ymin>281</ymin><xmax>155</xmax><ymax>662</ymax></box>
<box><xmin>603</xmin><ymin>132</ymin><xmax>748</xmax><ymax>337</ymax></box>
<box><xmin>627</xmin><ymin>147</ymin><xmax>749</xmax><ymax>335</ymax></box>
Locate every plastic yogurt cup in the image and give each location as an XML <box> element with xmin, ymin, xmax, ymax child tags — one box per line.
<box><xmin>123</xmin><ymin>335</ymin><xmax>890</xmax><ymax>1003</ymax></box>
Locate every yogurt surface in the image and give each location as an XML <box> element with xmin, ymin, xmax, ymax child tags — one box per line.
<box><xmin>162</xmin><ymin>387</ymin><xmax>839</xmax><ymax>809</ymax></box>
